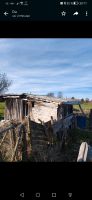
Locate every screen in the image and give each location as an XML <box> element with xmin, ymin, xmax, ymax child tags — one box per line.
<box><xmin>0</xmin><ymin>0</ymin><xmax>91</xmax><ymax>21</ymax></box>
<box><xmin>0</xmin><ymin>38</ymin><xmax>92</xmax><ymax>163</ymax></box>
<box><xmin>0</xmin><ymin>1</ymin><xmax>92</xmax><ymax>199</ymax></box>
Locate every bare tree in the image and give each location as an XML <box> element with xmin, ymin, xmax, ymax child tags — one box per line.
<box><xmin>0</xmin><ymin>73</ymin><xmax>12</xmax><ymax>94</ymax></box>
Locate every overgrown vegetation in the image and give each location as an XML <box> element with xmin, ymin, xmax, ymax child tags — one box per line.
<box><xmin>0</xmin><ymin>102</ymin><xmax>5</xmax><ymax>120</ymax></box>
<box><xmin>60</xmin><ymin>128</ymin><xmax>92</xmax><ymax>162</ymax></box>
<box><xmin>73</xmin><ymin>102</ymin><xmax>92</xmax><ymax>112</ymax></box>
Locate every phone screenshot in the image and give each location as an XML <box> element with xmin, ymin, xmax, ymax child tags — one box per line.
<box><xmin>0</xmin><ymin>0</ymin><xmax>91</xmax><ymax>21</ymax></box>
<box><xmin>0</xmin><ymin>0</ymin><xmax>92</xmax><ymax>199</ymax></box>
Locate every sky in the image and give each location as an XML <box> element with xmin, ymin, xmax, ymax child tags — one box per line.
<box><xmin>0</xmin><ymin>38</ymin><xmax>92</xmax><ymax>99</ymax></box>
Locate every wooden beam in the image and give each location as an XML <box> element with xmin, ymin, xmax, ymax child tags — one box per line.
<box><xmin>77</xmin><ymin>142</ymin><xmax>88</xmax><ymax>162</ymax></box>
<box><xmin>79</xmin><ymin>104</ymin><xmax>85</xmax><ymax>116</ymax></box>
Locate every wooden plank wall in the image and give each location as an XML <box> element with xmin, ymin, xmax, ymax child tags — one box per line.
<box><xmin>4</xmin><ymin>98</ymin><xmax>32</xmax><ymax>121</ymax></box>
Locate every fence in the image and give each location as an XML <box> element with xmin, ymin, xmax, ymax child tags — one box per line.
<box><xmin>0</xmin><ymin>118</ymin><xmax>31</xmax><ymax>162</ymax></box>
<box><xmin>0</xmin><ymin>114</ymin><xmax>76</xmax><ymax>162</ymax></box>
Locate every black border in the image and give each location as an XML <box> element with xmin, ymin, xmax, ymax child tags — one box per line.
<box><xmin>0</xmin><ymin>162</ymin><xmax>92</xmax><ymax>197</ymax></box>
<box><xmin>0</xmin><ymin>21</ymin><xmax>92</xmax><ymax>37</ymax></box>
<box><xmin>0</xmin><ymin>19</ymin><xmax>92</xmax><ymax>197</ymax></box>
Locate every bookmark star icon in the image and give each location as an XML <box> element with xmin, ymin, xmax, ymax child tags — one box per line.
<box><xmin>61</xmin><ymin>11</ymin><xmax>66</xmax><ymax>16</ymax></box>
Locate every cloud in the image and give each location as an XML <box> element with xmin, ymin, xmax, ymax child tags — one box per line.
<box><xmin>0</xmin><ymin>38</ymin><xmax>92</xmax><ymax>98</ymax></box>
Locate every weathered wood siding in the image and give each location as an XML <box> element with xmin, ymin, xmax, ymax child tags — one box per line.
<box><xmin>4</xmin><ymin>98</ymin><xmax>32</xmax><ymax>121</ymax></box>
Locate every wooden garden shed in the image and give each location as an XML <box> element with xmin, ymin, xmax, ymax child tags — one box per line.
<box><xmin>0</xmin><ymin>94</ymin><xmax>35</xmax><ymax>121</ymax></box>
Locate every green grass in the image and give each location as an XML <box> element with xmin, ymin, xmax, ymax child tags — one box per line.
<box><xmin>0</xmin><ymin>102</ymin><xmax>5</xmax><ymax>120</ymax></box>
<box><xmin>73</xmin><ymin>102</ymin><xmax>92</xmax><ymax>112</ymax></box>
<box><xmin>62</xmin><ymin>128</ymin><xmax>92</xmax><ymax>161</ymax></box>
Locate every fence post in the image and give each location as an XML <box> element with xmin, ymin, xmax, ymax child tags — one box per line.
<box><xmin>26</xmin><ymin>117</ymin><xmax>32</xmax><ymax>159</ymax></box>
<box><xmin>77</xmin><ymin>142</ymin><xmax>88</xmax><ymax>162</ymax></box>
<box><xmin>12</xmin><ymin>127</ymin><xmax>16</xmax><ymax>146</ymax></box>
<box><xmin>22</xmin><ymin>125</ymin><xmax>28</xmax><ymax>161</ymax></box>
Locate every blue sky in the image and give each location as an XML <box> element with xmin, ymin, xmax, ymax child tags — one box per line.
<box><xmin>0</xmin><ymin>38</ymin><xmax>92</xmax><ymax>99</ymax></box>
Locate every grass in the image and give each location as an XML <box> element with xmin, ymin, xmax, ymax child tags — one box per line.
<box><xmin>61</xmin><ymin>128</ymin><xmax>92</xmax><ymax>162</ymax></box>
<box><xmin>0</xmin><ymin>102</ymin><xmax>5</xmax><ymax>120</ymax></box>
<box><xmin>73</xmin><ymin>102</ymin><xmax>92</xmax><ymax>112</ymax></box>
<box><xmin>63</xmin><ymin>102</ymin><xmax>92</xmax><ymax>161</ymax></box>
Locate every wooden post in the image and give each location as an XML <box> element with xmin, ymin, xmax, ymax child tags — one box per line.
<box><xmin>12</xmin><ymin>127</ymin><xmax>16</xmax><ymax>146</ymax></box>
<box><xmin>51</xmin><ymin>116</ymin><xmax>54</xmax><ymax>125</ymax></box>
<box><xmin>9</xmin><ymin>129</ymin><xmax>14</xmax><ymax>160</ymax></box>
<box><xmin>28</xmin><ymin>100</ymin><xmax>32</xmax><ymax>116</ymax></box>
<box><xmin>22</xmin><ymin>125</ymin><xmax>28</xmax><ymax>161</ymax></box>
<box><xmin>59</xmin><ymin>128</ymin><xmax>67</xmax><ymax>150</ymax></box>
<box><xmin>79</xmin><ymin>104</ymin><xmax>85</xmax><ymax>116</ymax></box>
<box><xmin>20</xmin><ymin>99</ymin><xmax>23</xmax><ymax>122</ymax></box>
<box><xmin>47</xmin><ymin>121</ymin><xmax>54</xmax><ymax>145</ymax></box>
<box><xmin>77</xmin><ymin>142</ymin><xmax>88</xmax><ymax>162</ymax></box>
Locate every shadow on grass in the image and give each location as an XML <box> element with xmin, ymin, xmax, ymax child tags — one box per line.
<box><xmin>0</xmin><ymin>114</ymin><xmax>4</xmax><ymax>121</ymax></box>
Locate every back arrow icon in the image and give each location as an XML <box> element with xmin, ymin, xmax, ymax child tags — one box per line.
<box><xmin>4</xmin><ymin>12</ymin><xmax>9</xmax><ymax>16</ymax></box>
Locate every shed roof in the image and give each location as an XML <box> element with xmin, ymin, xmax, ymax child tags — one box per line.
<box><xmin>62</xmin><ymin>101</ymin><xmax>81</xmax><ymax>105</ymax></box>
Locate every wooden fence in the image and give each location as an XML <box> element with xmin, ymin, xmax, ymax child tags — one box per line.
<box><xmin>0</xmin><ymin>118</ymin><xmax>31</xmax><ymax>162</ymax></box>
<box><xmin>0</xmin><ymin>113</ymin><xmax>77</xmax><ymax>162</ymax></box>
